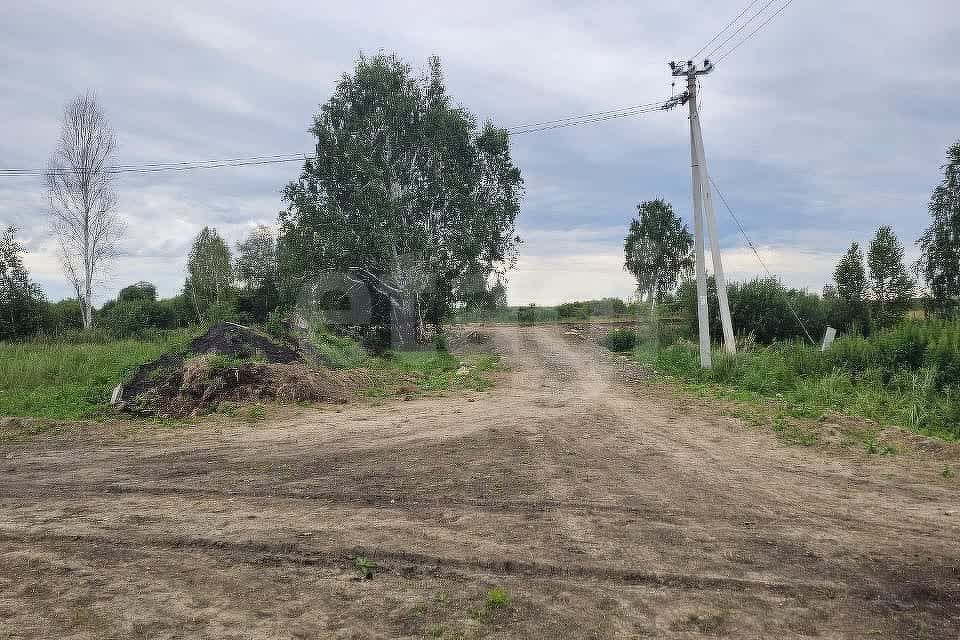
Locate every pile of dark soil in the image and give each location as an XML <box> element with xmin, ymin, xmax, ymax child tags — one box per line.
<box><xmin>113</xmin><ymin>323</ymin><xmax>362</xmax><ymax>418</ymax></box>
<box><xmin>188</xmin><ymin>322</ymin><xmax>301</xmax><ymax>363</ymax></box>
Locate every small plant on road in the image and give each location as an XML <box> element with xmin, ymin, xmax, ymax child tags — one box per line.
<box><xmin>485</xmin><ymin>587</ymin><xmax>509</xmax><ymax>609</ymax></box>
<box><xmin>864</xmin><ymin>437</ymin><xmax>896</xmax><ymax>456</ymax></box>
<box><xmin>353</xmin><ymin>556</ymin><xmax>377</xmax><ymax>580</ymax></box>
<box><xmin>944</xmin><ymin>466</ymin><xmax>955</xmax><ymax>479</ymax></box>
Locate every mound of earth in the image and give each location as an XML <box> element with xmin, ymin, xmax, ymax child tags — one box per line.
<box><xmin>113</xmin><ymin>323</ymin><xmax>362</xmax><ymax>418</ymax></box>
<box><xmin>188</xmin><ymin>321</ymin><xmax>301</xmax><ymax>363</ymax></box>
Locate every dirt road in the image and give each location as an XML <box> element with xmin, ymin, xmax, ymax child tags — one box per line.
<box><xmin>1</xmin><ymin>325</ymin><xmax>958</xmax><ymax>639</ymax></box>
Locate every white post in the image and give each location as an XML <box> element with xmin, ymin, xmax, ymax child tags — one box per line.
<box><xmin>687</xmin><ymin>74</ymin><xmax>712</xmax><ymax>369</ymax></box>
<box><xmin>690</xmin><ymin>105</ymin><xmax>736</xmax><ymax>354</ymax></box>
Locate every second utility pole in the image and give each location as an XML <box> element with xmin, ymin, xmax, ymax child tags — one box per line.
<box><xmin>672</xmin><ymin>59</ymin><xmax>736</xmax><ymax>367</ymax></box>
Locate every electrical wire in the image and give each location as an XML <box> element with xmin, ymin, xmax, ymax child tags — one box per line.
<box><xmin>714</xmin><ymin>0</ymin><xmax>797</xmax><ymax>63</ymax></box>
<box><xmin>707</xmin><ymin>172</ymin><xmax>818</xmax><ymax>345</ymax></box>
<box><xmin>507</xmin><ymin>103</ymin><xmax>668</xmax><ymax>135</ymax></box>
<box><xmin>503</xmin><ymin>99</ymin><xmax>668</xmax><ymax>130</ymax></box>
<box><xmin>705</xmin><ymin>0</ymin><xmax>781</xmax><ymax>60</ymax></box>
<box><xmin>691</xmin><ymin>0</ymin><xmax>763</xmax><ymax>60</ymax></box>
<box><xmin>0</xmin><ymin>98</ymin><xmax>674</xmax><ymax>177</ymax></box>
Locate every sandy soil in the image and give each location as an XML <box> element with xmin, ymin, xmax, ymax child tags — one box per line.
<box><xmin>1</xmin><ymin>325</ymin><xmax>958</xmax><ymax>639</ymax></box>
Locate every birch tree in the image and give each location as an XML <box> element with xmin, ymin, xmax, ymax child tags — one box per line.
<box><xmin>45</xmin><ymin>93</ymin><xmax>123</xmax><ymax>329</ymax></box>
<box><xmin>624</xmin><ymin>199</ymin><xmax>694</xmax><ymax>310</ymax></box>
<box><xmin>186</xmin><ymin>227</ymin><xmax>233</xmax><ymax>325</ymax></box>
<box><xmin>867</xmin><ymin>225</ymin><xmax>913</xmax><ymax>327</ymax></box>
<box><xmin>280</xmin><ymin>54</ymin><xmax>523</xmax><ymax>347</ymax></box>
<box><xmin>917</xmin><ymin>140</ymin><xmax>960</xmax><ymax>312</ymax></box>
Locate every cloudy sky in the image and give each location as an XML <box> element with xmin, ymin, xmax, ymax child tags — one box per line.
<box><xmin>1</xmin><ymin>0</ymin><xmax>957</xmax><ymax>305</ymax></box>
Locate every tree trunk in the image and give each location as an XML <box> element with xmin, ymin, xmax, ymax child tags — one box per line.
<box><xmin>390</xmin><ymin>294</ymin><xmax>420</xmax><ymax>350</ymax></box>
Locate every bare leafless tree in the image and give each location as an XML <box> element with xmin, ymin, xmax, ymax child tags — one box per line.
<box><xmin>45</xmin><ymin>93</ymin><xmax>124</xmax><ymax>329</ymax></box>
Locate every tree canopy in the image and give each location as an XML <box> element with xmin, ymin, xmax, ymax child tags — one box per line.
<box><xmin>917</xmin><ymin>140</ymin><xmax>960</xmax><ymax>312</ymax></box>
<box><xmin>279</xmin><ymin>54</ymin><xmax>523</xmax><ymax>347</ymax></box>
<box><xmin>624</xmin><ymin>199</ymin><xmax>693</xmax><ymax>307</ymax></box>
<box><xmin>867</xmin><ymin>225</ymin><xmax>913</xmax><ymax>327</ymax></box>
<box><xmin>235</xmin><ymin>225</ymin><xmax>280</xmax><ymax>322</ymax></box>
<box><xmin>0</xmin><ymin>226</ymin><xmax>46</xmax><ymax>340</ymax></box>
<box><xmin>833</xmin><ymin>242</ymin><xmax>869</xmax><ymax>333</ymax></box>
<box><xmin>186</xmin><ymin>227</ymin><xmax>233</xmax><ymax>326</ymax></box>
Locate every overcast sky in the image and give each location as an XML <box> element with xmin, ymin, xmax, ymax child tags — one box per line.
<box><xmin>1</xmin><ymin>0</ymin><xmax>957</xmax><ymax>305</ymax></box>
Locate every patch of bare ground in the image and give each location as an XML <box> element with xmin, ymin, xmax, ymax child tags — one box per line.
<box><xmin>1</xmin><ymin>324</ymin><xmax>958</xmax><ymax>638</ymax></box>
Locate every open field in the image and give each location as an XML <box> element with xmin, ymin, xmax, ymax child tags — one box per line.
<box><xmin>1</xmin><ymin>324</ymin><xmax>959</xmax><ymax>639</ymax></box>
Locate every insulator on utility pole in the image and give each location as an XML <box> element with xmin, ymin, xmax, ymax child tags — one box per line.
<box><xmin>668</xmin><ymin>59</ymin><xmax>736</xmax><ymax>368</ymax></box>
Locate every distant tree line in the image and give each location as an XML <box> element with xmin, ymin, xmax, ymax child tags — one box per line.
<box><xmin>621</xmin><ymin>139</ymin><xmax>960</xmax><ymax>345</ymax></box>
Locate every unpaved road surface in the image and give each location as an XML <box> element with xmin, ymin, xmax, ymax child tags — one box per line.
<box><xmin>1</xmin><ymin>325</ymin><xmax>959</xmax><ymax>639</ymax></box>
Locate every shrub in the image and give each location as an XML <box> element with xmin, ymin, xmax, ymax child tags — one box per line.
<box><xmin>517</xmin><ymin>304</ymin><xmax>537</xmax><ymax>326</ymax></box>
<box><xmin>678</xmin><ymin>276</ymin><xmax>828</xmax><ymax>345</ymax></box>
<box><xmin>96</xmin><ymin>299</ymin><xmax>179</xmax><ymax>339</ymax></box>
<box><xmin>485</xmin><ymin>587</ymin><xmax>509</xmax><ymax>609</ymax></box>
<box><xmin>603</xmin><ymin>329</ymin><xmax>638</xmax><ymax>352</ymax></box>
<box><xmin>310</xmin><ymin>331</ymin><xmax>366</xmax><ymax>369</ymax></box>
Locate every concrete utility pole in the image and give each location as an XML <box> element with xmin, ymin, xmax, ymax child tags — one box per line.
<box><xmin>669</xmin><ymin>59</ymin><xmax>736</xmax><ymax>367</ymax></box>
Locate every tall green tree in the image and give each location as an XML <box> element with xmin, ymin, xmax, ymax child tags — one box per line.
<box><xmin>833</xmin><ymin>242</ymin><xmax>868</xmax><ymax>333</ymax></box>
<box><xmin>280</xmin><ymin>54</ymin><xmax>523</xmax><ymax>347</ymax></box>
<box><xmin>185</xmin><ymin>227</ymin><xmax>234</xmax><ymax>325</ymax></box>
<box><xmin>867</xmin><ymin>225</ymin><xmax>913</xmax><ymax>327</ymax></box>
<box><xmin>624</xmin><ymin>199</ymin><xmax>693</xmax><ymax>309</ymax></box>
<box><xmin>235</xmin><ymin>225</ymin><xmax>279</xmax><ymax>322</ymax></box>
<box><xmin>0</xmin><ymin>226</ymin><xmax>46</xmax><ymax>340</ymax></box>
<box><xmin>917</xmin><ymin>141</ymin><xmax>960</xmax><ymax>312</ymax></box>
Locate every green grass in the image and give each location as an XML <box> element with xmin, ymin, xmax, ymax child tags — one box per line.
<box><xmin>634</xmin><ymin>330</ymin><xmax>960</xmax><ymax>443</ymax></box>
<box><xmin>0</xmin><ymin>328</ymin><xmax>500</xmax><ymax>421</ymax></box>
<box><xmin>365</xmin><ymin>351</ymin><xmax>500</xmax><ymax>397</ymax></box>
<box><xmin>484</xmin><ymin>587</ymin><xmax>510</xmax><ymax>610</ymax></box>
<box><xmin>309</xmin><ymin>331</ymin><xmax>367</xmax><ymax>369</ymax></box>
<box><xmin>0</xmin><ymin>332</ymin><xmax>191</xmax><ymax>420</ymax></box>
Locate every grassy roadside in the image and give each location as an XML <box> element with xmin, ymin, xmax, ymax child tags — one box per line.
<box><xmin>364</xmin><ymin>351</ymin><xmax>501</xmax><ymax>398</ymax></box>
<box><xmin>0</xmin><ymin>331</ymin><xmax>501</xmax><ymax>421</ymax></box>
<box><xmin>0</xmin><ymin>332</ymin><xmax>194</xmax><ymax>420</ymax></box>
<box><xmin>629</xmin><ymin>340</ymin><xmax>960</xmax><ymax>451</ymax></box>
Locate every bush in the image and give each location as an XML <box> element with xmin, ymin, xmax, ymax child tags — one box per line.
<box><xmin>603</xmin><ymin>329</ymin><xmax>638</xmax><ymax>352</ymax></box>
<box><xmin>40</xmin><ymin>298</ymin><xmax>83</xmax><ymax>336</ymax></box>
<box><xmin>557</xmin><ymin>298</ymin><xmax>628</xmax><ymax>320</ymax></box>
<box><xmin>678</xmin><ymin>276</ymin><xmax>828</xmax><ymax>345</ymax></box>
<box><xmin>96</xmin><ymin>299</ymin><xmax>179</xmax><ymax>338</ymax></box>
<box><xmin>645</xmin><ymin>318</ymin><xmax>960</xmax><ymax>440</ymax></box>
<box><xmin>517</xmin><ymin>304</ymin><xmax>538</xmax><ymax>326</ymax></box>
<box><xmin>309</xmin><ymin>331</ymin><xmax>366</xmax><ymax>369</ymax></box>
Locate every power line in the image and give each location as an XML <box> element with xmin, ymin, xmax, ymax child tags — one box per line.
<box><xmin>503</xmin><ymin>99</ymin><xmax>667</xmax><ymax>130</ymax></box>
<box><xmin>707</xmin><ymin>172</ymin><xmax>818</xmax><ymax>345</ymax></box>
<box><xmin>691</xmin><ymin>0</ymin><xmax>763</xmax><ymax>60</ymax></box>
<box><xmin>0</xmin><ymin>98</ymin><xmax>674</xmax><ymax>176</ymax></box>
<box><xmin>714</xmin><ymin>0</ymin><xmax>797</xmax><ymax>63</ymax></box>
<box><xmin>507</xmin><ymin>103</ymin><xmax>668</xmax><ymax>135</ymax></box>
<box><xmin>705</xmin><ymin>0</ymin><xmax>781</xmax><ymax>60</ymax></box>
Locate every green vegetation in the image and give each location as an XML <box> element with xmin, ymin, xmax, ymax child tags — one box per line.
<box><xmin>280</xmin><ymin>53</ymin><xmax>522</xmax><ymax>345</ymax></box>
<box><xmin>0</xmin><ymin>331</ymin><xmax>190</xmax><ymax>420</ymax></box>
<box><xmin>634</xmin><ymin>319</ymin><xmax>960</xmax><ymax>441</ymax></box>
<box><xmin>0</xmin><ymin>332</ymin><xmax>500</xmax><ymax>420</ymax></box>
<box><xmin>353</xmin><ymin>556</ymin><xmax>376</xmax><ymax>580</ymax></box>
<box><xmin>624</xmin><ymin>198</ymin><xmax>693</xmax><ymax>308</ymax></box>
<box><xmin>558</xmin><ymin>297</ymin><xmax>630</xmax><ymax>320</ymax></box>
<box><xmin>366</xmin><ymin>351</ymin><xmax>500</xmax><ymax>397</ymax></box>
<box><xmin>239</xmin><ymin>403</ymin><xmax>266</xmax><ymax>423</ymax></box>
<box><xmin>603</xmin><ymin>328</ymin><xmax>639</xmax><ymax>352</ymax></box>
<box><xmin>484</xmin><ymin>587</ymin><xmax>510</xmax><ymax>610</ymax></box>
<box><xmin>309</xmin><ymin>331</ymin><xmax>367</xmax><ymax>369</ymax></box>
